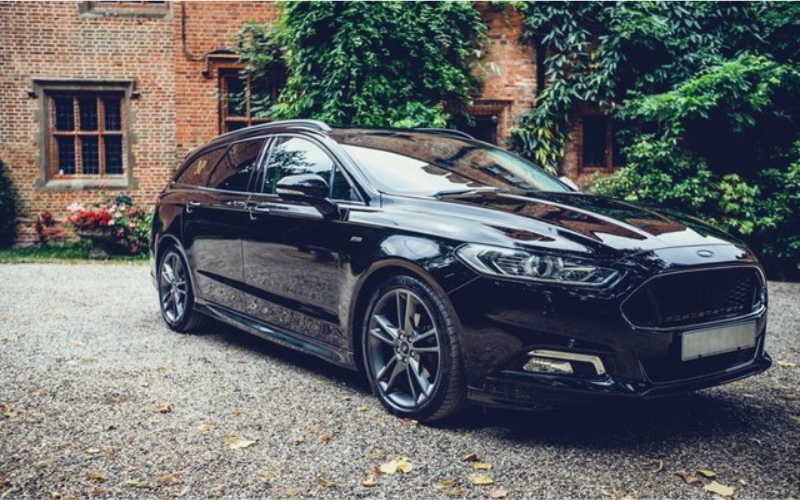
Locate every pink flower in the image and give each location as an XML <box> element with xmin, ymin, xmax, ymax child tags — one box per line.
<box><xmin>107</xmin><ymin>220</ymin><xmax>115</xmax><ymax>226</ymax></box>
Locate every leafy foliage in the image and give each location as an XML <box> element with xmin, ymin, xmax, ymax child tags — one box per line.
<box><xmin>512</xmin><ymin>2</ymin><xmax>800</xmax><ymax>277</ymax></box>
<box><xmin>0</xmin><ymin>160</ymin><xmax>17</xmax><ymax>248</ymax></box>
<box><xmin>237</xmin><ymin>1</ymin><xmax>486</xmax><ymax>128</ymax></box>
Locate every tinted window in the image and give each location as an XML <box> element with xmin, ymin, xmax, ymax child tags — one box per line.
<box><xmin>175</xmin><ymin>147</ymin><xmax>226</xmax><ymax>186</ymax></box>
<box><xmin>207</xmin><ymin>138</ymin><xmax>266</xmax><ymax>192</ymax></box>
<box><xmin>335</xmin><ymin>132</ymin><xmax>569</xmax><ymax>195</ymax></box>
<box><xmin>262</xmin><ymin>137</ymin><xmax>334</xmax><ymax>194</ymax></box>
<box><xmin>331</xmin><ymin>167</ymin><xmax>360</xmax><ymax>202</ymax></box>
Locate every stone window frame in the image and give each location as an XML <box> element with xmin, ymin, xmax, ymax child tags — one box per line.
<box><xmin>217</xmin><ymin>65</ymin><xmax>285</xmax><ymax>134</ymax></box>
<box><xmin>31</xmin><ymin>79</ymin><xmax>139</xmax><ymax>191</ymax></box>
<box><xmin>78</xmin><ymin>1</ymin><xmax>172</xmax><ymax>19</ymax></box>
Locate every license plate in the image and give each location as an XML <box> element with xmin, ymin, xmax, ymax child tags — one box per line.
<box><xmin>681</xmin><ymin>322</ymin><xmax>757</xmax><ymax>361</ymax></box>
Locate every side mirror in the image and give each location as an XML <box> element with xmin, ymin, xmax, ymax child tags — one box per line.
<box><xmin>276</xmin><ymin>174</ymin><xmax>338</xmax><ymax>218</ymax></box>
<box><xmin>559</xmin><ymin>176</ymin><xmax>580</xmax><ymax>192</ymax></box>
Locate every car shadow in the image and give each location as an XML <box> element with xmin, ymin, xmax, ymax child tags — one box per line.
<box><xmin>198</xmin><ymin>320</ymin><xmax>786</xmax><ymax>454</ymax></box>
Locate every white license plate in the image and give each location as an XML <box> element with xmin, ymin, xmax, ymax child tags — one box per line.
<box><xmin>681</xmin><ymin>322</ymin><xmax>757</xmax><ymax>361</ymax></box>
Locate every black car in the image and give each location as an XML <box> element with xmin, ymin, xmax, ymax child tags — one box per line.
<box><xmin>150</xmin><ymin>119</ymin><xmax>771</xmax><ymax>422</ymax></box>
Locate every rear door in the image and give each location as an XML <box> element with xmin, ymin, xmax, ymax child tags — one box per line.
<box><xmin>183</xmin><ymin>137</ymin><xmax>267</xmax><ymax>313</ymax></box>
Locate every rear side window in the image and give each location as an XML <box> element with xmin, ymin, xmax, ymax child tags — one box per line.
<box><xmin>207</xmin><ymin>138</ymin><xmax>266</xmax><ymax>192</ymax></box>
<box><xmin>175</xmin><ymin>147</ymin><xmax>226</xmax><ymax>186</ymax></box>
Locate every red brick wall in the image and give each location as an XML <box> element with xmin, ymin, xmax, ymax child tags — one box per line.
<box><xmin>474</xmin><ymin>4</ymin><xmax>538</xmax><ymax>142</ymax></box>
<box><xmin>0</xmin><ymin>1</ymin><xmax>177</xmax><ymax>244</ymax></box>
<box><xmin>173</xmin><ymin>2</ymin><xmax>280</xmax><ymax>161</ymax></box>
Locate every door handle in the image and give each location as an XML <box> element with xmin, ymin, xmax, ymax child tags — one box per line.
<box><xmin>248</xmin><ymin>202</ymin><xmax>271</xmax><ymax>220</ymax></box>
<box><xmin>186</xmin><ymin>200</ymin><xmax>201</xmax><ymax>213</ymax></box>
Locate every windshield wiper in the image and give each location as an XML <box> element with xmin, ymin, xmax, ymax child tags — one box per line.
<box><xmin>433</xmin><ymin>187</ymin><xmax>509</xmax><ymax>197</ymax></box>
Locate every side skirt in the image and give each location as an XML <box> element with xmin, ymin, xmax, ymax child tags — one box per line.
<box><xmin>195</xmin><ymin>301</ymin><xmax>356</xmax><ymax>370</ymax></box>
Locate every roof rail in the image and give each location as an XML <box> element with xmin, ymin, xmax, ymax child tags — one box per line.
<box><xmin>414</xmin><ymin>128</ymin><xmax>476</xmax><ymax>141</ymax></box>
<box><xmin>213</xmin><ymin>119</ymin><xmax>332</xmax><ymax>141</ymax></box>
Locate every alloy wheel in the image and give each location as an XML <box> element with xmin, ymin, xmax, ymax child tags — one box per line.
<box><xmin>366</xmin><ymin>288</ymin><xmax>441</xmax><ymax>410</ymax></box>
<box><xmin>159</xmin><ymin>251</ymin><xmax>188</xmax><ymax>324</ymax></box>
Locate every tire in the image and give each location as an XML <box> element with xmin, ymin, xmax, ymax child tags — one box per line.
<box><xmin>157</xmin><ymin>245</ymin><xmax>209</xmax><ymax>333</ymax></box>
<box><xmin>361</xmin><ymin>275</ymin><xmax>466</xmax><ymax>423</ymax></box>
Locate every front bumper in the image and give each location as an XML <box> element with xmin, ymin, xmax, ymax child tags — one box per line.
<box><xmin>449</xmin><ymin>254</ymin><xmax>771</xmax><ymax>409</ymax></box>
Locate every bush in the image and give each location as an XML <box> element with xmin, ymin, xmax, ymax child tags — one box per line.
<box><xmin>0</xmin><ymin>160</ymin><xmax>17</xmax><ymax>248</ymax></box>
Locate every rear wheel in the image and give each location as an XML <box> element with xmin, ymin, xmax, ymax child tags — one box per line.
<box><xmin>158</xmin><ymin>246</ymin><xmax>208</xmax><ymax>333</ymax></box>
<box><xmin>362</xmin><ymin>275</ymin><xmax>466</xmax><ymax>423</ymax></box>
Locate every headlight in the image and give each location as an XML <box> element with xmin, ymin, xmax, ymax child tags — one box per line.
<box><xmin>456</xmin><ymin>244</ymin><xmax>619</xmax><ymax>286</ymax></box>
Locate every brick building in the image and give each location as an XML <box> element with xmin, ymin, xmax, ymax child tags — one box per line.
<box><xmin>0</xmin><ymin>1</ymin><xmax>615</xmax><ymax>245</ymax></box>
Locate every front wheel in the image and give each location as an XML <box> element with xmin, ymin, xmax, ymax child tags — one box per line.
<box><xmin>158</xmin><ymin>246</ymin><xmax>208</xmax><ymax>333</ymax></box>
<box><xmin>362</xmin><ymin>275</ymin><xmax>466</xmax><ymax>423</ymax></box>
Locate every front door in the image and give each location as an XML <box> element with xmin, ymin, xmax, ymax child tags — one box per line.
<box><xmin>242</xmin><ymin>135</ymin><xmax>359</xmax><ymax>349</ymax></box>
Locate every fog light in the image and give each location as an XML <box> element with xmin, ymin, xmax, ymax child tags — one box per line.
<box><xmin>523</xmin><ymin>356</ymin><xmax>574</xmax><ymax>375</ymax></box>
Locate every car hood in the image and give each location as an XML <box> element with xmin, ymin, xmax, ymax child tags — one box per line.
<box><xmin>382</xmin><ymin>191</ymin><xmax>743</xmax><ymax>258</ymax></box>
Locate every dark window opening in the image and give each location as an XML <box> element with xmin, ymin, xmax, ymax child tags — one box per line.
<box><xmin>48</xmin><ymin>93</ymin><xmax>125</xmax><ymax>177</ymax></box>
<box><xmin>458</xmin><ymin>115</ymin><xmax>498</xmax><ymax>145</ymax></box>
<box><xmin>536</xmin><ymin>40</ymin><xmax>547</xmax><ymax>95</ymax></box>
<box><xmin>582</xmin><ymin>115</ymin><xmax>610</xmax><ymax>169</ymax></box>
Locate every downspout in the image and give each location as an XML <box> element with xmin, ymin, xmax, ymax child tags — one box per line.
<box><xmin>181</xmin><ymin>2</ymin><xmax>205</xmax><ymax>62</ymax></box>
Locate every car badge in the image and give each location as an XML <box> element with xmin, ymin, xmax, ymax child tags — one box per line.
<box><xmin>696</xmin><ymin>249</ymin><xmax>715</xmax><ymax>258</ymax></box>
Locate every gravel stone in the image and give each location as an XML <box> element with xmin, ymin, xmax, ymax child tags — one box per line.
<box><xmin>0</xmin><ymin>264</ymin><xmax>798</xmax><ymax>498</ymax></box>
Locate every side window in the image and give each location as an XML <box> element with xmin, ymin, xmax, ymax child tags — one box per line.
<box><xmin>262</xmin><ymin>137</ymin><xmax>334</xmax><ymax>194</ymax></box>
<box><xmin>175</xmin><ymin>147</ymin><xmax>226</xmax><ymax>186</ymax></box>
<box><xmin>207</xmin><ymin>138</ymin><xmax>266</xmax><ymax>192</ymax></box>
<box><xmin>331</xmin><ymin>167</ymin><xmax>360</xmax><ymax>202</ymax></box>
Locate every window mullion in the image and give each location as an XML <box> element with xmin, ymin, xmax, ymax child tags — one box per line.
<box><xmin>98</xmin><ymin>96</ymin><xmax>106</xmax><ymax>176</ymax></box>
<box><xmin>73</xmin><ymin>96</ymin><xmax>82</xmax><ymax>175</ymax></box>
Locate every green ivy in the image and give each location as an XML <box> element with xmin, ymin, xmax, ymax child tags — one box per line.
<box><xmin>236</xmin><ymin>1</ymin><xmax>486</xmax><ymax>128</ymax></box>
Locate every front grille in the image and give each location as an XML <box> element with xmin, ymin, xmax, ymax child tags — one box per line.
<box><xmin>622</xmin><ymin>267</ymin><xmax>763</xmax><ymax>329</ymax></box>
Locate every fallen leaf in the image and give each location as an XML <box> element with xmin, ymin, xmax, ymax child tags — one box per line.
<box><xmin>293</xmin><ymin>436</ymin><xmax>306</xmax><ymax>445</ymax></box>
<box><xmin>315</xmin><ymin>476</ymin><xmax>337</xmax><ymax>488</ymax></box>
<box><xmin>153</xmin><ymin>402</ymin><xmax>173</xmax><ymax>414</ymax></box>
<box><xmin>89</xmin><ymin>489</ymin><xmax>106</xmax><ymax>498</ymax></box>
<box><xmin>119</xmin><ymin>480</ymin><xmax>148</xmax><ymax>489</ymax></box>
<box><xmin>209</xmin><ymin>485</ymin><xmax>225</xmax><ymax>498</ymax></box>
<box><xmin>258</xmin><ymin>471</ymin><xmax>278</xmax><ymax>483</ymax></box>
<box><xmin>434</xmin><ymin>478</ymin><xmax>457</xmax><ymax>491</ymax></box>
<box><xmin>356</xmin><ymin>406</ymin><xmax>369</xmax><ymax>412</ymax></box>
<box><xmin>282</xmin><ymin>486</ymin><xmax>300</xmax><ymax>496</ymax></box>
<box><xmin>465</xmin><ymin>432</ymin><xmax>474</xmax><ymax>438</ymax></box>
<box><xmin>777</xmin><ymin>360</ymin><xmax>796</xmax><ymax>368</ymax></box>
<box><xmin>361</xmin><ymin>475</ymin><xmax>377</xmax><ymax>488</ymax></box>
<box><xmin>88</xmin><ymin>472</ymin><xmax>106</xmax><ymax>484</ymax></box>
<box><xmin>86</xmin><ymin>448</ymin><xmax>101</xmax><ymax>455</ymax></box>
<box><xmin>225</xmin><ymin>436</ymin><xmax>256</xmax><ymax>449</ymax></box>
<box><xmin>366</xmin><ymin>448</ymin><xmax>386</xmax><ymax>459</ymax></box>
<box><xmin>696</xmin><ymin>468</ymin><xmax>716</xmax><ymax>478</ymax></box>
<box><xmin>441</xmin><ymin>488</ymin><xmax>464</xmax><ymax>497</ymax></box>
<box><xmin>57</xmin><ymin>442</ymin><xmax>73</xmax><ymax>450</ymax></box>
<box><xmin>197</xmin><ymin>423</ymin><xmax>214</xmax><ymax>432</ymax></box>
<box><xmin>675</xmin><ymin>470</ymin><xmax>701</xmax><ymax>485</ymax></box>
<box><xmin>473</xmin><ymin>462</ymin><xmax>492</xmax><ymax>470</ymax></box>
<box><xmin>35</xmin><ymin>460</ymin><xmax>55</xmax><ymax>469</ymax></box>
<box><xmin>231</xmin><ymin>409</ymin><xmax>242</xmax><ymax>416</ymax></box>
<box><xmin>704</xmin><ymin>481</ymin><xmax>734</xmax><ymax>497</ymax></box>
<box><xmin>470</xmin><ymin>474</ymin><xmax>493</xmax><ymax>486</ymax></box>
<box><xmin>399</xmin><ymin>418</ymin><xmax>418</xmax><ymax>426</ymax></box>
<box><xmin>379</xmin><ymin>457</ymin><xmax>413</xmax><ymax>474</ymax></box>
<box><xmin>738</xmin><ymin>478</ymin><xmax>748</xmax><ymax>486</ymax></box>
<box><xmin>318</xmin><ymin>433</ymin><xmax>334</xmax><ymax>444</ymax></box>
<box><xmin>463</xmin><ymin>452</ymin><xmax>479</xmax><ymax>462</ymax></box>
<box><xmin>489</xmin><ymin>487</ymin><xmax>509</xmax><ymax>499</ymax></box>
<box><xmin>155</xmin><ymin>471</ymin><xmax>183</xmax><ymax>485</ymax></box>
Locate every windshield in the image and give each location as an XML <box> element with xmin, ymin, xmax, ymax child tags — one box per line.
<box><xmin>333</xmin><ymin>130</ymin><xmax>570</xmax><ymax>195</ymax></box>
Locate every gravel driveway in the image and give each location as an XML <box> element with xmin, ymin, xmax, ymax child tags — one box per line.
<box><xmin>1</xmin><ymin>263</ymin><xmax>798</xmax><ymax>499</ymax></box>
